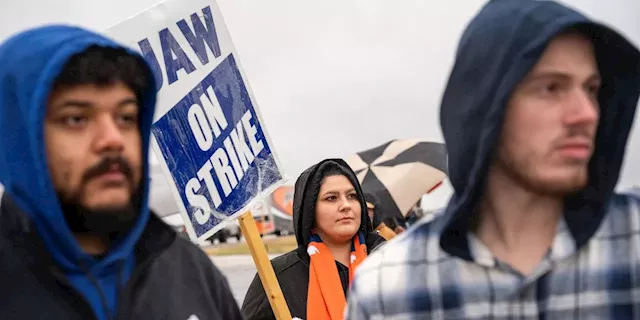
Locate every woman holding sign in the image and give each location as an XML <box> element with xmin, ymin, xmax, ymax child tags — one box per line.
<box><xmin>242</xmin><ymin>159</ymin><xmax>386</xmax><ymax>320</ymax></box>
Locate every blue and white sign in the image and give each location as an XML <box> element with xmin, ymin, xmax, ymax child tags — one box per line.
<box><xmin>106</xmin><ymin>0</ymin><xmax>285</xmax><ymax>241</ymax></box>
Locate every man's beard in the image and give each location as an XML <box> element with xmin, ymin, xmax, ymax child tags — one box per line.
<box><xmin>57</xmin><ymin>156</ymin><xmax>142</xmax><ymax>240</ymax></box>
<box><xmin>496</xmin><ymin>153</ymin><xmax>588</xmax><ymax>197</ymax></box>
<box><xmin>58</xmin><ymin>190</ymin><xmax>141</xmax><ymax>240</ymax></box>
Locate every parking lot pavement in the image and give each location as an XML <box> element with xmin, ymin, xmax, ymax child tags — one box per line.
<box><xmin>211</xmin><ymin>254</ymin><xmax>280</xmax><ymax>306</ymax></box>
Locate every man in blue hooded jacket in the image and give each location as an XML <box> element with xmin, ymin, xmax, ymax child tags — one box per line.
<box><xmin>346</xmin><ymin>0</ymin><xmax>640</xmax><ymax>319</ymax></box>
<box><xmin>0</xmin><ymin>25</ymin><xmax>243</xmax><ymax>320</ymax></box>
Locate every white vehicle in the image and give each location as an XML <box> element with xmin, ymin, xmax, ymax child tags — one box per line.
<box><xmin>161</xmin><ymin>213</ymin><xmax>242</xmax><ymax>244</ymax></box>
<box><xmin>208</xmin><ymin>220</ymin><xmax>242</xmax><ymax>244</ymax></box>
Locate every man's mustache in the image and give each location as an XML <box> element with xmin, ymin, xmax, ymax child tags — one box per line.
<box><xmin>82</xmin><ymin>156</ymin><xmax>134</xmax><ymax>185</ymax></box>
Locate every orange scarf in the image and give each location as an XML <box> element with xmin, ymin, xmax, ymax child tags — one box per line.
<box><xmin>307</xmin><ymin>233</ymin><xmax>367</xmax><ymax>320</ymax></box>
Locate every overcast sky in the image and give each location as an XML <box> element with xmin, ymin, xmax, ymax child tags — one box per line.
<box><xmin>1</xmin><ymin>0</ymin><xmax>638</xmax><ymax>214</ymax></box>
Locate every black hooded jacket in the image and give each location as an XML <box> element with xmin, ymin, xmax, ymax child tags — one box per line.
<box><xmin>0</xmin><ymin>194</ymin><xmax>243</xmax><ymax>320</ymax></box>
<box><xmin>241</xmin><ymin>159</ymin><xmax>386</xmax><ymax>320</ymax></box>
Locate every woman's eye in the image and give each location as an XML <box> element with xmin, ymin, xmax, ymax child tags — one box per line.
<box><xmin>348</xmin><ymin>194</ymin><xmax>357</xmax><ymax>199</ymax></box>
<box><xmin>325</xmin><ymin>196</ymin><xmax>336</xmax><ymax>201</ymax></box>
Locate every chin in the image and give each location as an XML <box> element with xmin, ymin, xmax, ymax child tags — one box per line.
<box><xmin>533</xmin><ymin>175</ymin><xmax>588</xmax><ymax>195</ymax></box>
<box><xmin>84</xmin><ymin>195</ymin><xmax>131</xmax><ymax>211</ymax></box>
<box><xmin>556</xmin><ymin>177</ymin><xmax>587</xmax><ymax>193</ymax></box>
<box><xmin>335</xmin><ymin>225</ymin><xmax>359</xmax><ymax>238</ymax></box>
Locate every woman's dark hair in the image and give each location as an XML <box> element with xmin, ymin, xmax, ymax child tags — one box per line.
<box><xmin>52</xmin><ymin>45</ymin><xmax>151</xmax><ymax>102</ymax></box>
<box><xmin>318</xmin><ymin>165</ymin><xmax>348</xmax><ymax>182</ymax></box>
<box><xmin>311</xmin><ymin>163</ymin><xmax>358</xmax><ymax>201</ymax></box>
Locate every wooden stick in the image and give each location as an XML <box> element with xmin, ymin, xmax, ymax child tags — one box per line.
<box><xmin>375</xmin><ymin>222</ymin><xmax>397</xmax><ymax>240</ymax></box>
<box><xmin>238</xmin><ymin>211</ymin><xmax>292</xmax><ymax>320</ymax></box>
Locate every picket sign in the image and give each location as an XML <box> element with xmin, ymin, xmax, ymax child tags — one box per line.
<box><xmin>105</xmin><ymin>0</ymin><xmax>291</xmax><ymax>318</ymax></box>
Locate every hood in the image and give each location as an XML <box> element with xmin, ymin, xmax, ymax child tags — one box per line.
<box><xmin>292</xmin><ymin>159</ymin><xmax>373</xmax><ymax>249</ymax></box>
<box><xmin>439</xmin><ymin>0</ymin><xmax>640</xmax><ymax>260</ymax></box>
<box><xmin>0</xmin><ymin>25</ymin><xmax>157</xmax><ymax>272</ymax></box>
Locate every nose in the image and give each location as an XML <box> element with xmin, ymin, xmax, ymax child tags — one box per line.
<box><xmin>563</xmin><ymin>89</ymin><xmax>599</xmax><ymax>126</ymax></box>
<box><xmin>93</xmin><ymin>116</ymin><xmax>125</xmax><ymax>152</ymax></box>
<box><xmin>338</xmin><ymin>195</ymin><xmax>352</xmax><ymax>212</ymax></box>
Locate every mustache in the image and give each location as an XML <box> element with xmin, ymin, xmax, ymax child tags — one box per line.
<box><xmin>567</xmin><ymin>126</ymin><xmax>595</xmax><ymax>139</ymax></box>
<box><xmin>553</xmin><ymin>127</ymin><xmax>595</xmax><ymax>146</ymax></box>
<box><xmin>82</xmin><ymin>155</ymin><xmax>134</xmax><ymax>184</ymax></box>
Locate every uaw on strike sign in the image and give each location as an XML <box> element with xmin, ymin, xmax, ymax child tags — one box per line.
<box><xmin>106</xmin><ymin>0</ymin><xmax>285</xmax><ymax>241</ymax></box>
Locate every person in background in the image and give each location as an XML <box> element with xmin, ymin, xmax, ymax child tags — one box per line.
<box><xmin>242</xmin><ymin>159</ymin><xmax>385</xmax><ymax>320</ymax></box>
<box><xmin>366</xmin><ymin>199</ymin><xmax>376</xmax><ymax>225</ymax></box>
<box><xmin>364</xmin><ymin>192</ymin><xmax>396</xmax><ymax>240</ymax></box>
<box><xmin>405</xmin><ymin>204</ymin><xmax>425</xmax><ymax>226</ymax></box>
<box><xmin>346</xmin><ymin>0</ymin><xmax>640</xmax><ymax>318</ymax></box>
<box><xmin>385</xmin><ymin>217</ymin><xmax>406</xmax><ymax>235</ymax></box>
<box><xmin>0</xmin><ymin>25</ymin><xmax>242</xmax><ymax>319</ymax></box>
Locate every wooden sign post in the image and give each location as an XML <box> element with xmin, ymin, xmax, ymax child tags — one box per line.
<box><xmin>238</xmin><ymin>212</ymin><xmax>292</xmax><ymax>320</ymax></box>
<box><xmin>375</xmin><ymin>222</ymin><xmax>397</xmax><ymax>240</ymax></box>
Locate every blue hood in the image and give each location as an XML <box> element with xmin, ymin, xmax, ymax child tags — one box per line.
<box><xmin>439</xmin><ymin>0</ymin><xmax>640</xmax><ymax>260</ymax></box>
<box><xmin>0</xmin><ymin>25</ymin><xmax>157</xmax><ymax>318</ymax></box>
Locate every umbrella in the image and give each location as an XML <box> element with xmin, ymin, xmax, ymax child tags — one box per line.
<box><xmin>345</xmin><ymin>139</ymin><xmax>447</xmax><ymax>221</ymax></box>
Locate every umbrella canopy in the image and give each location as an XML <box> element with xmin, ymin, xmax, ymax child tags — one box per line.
<box><xmin>345</xmin><ymin>139</ymin><xmax>447</xmax><ymax>220</ymax></box>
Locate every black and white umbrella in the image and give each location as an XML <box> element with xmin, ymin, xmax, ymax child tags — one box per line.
<box><xmin>345</xmin><ymin>139</ymin><xmax>447</xmax><ymax>220</ymax></box>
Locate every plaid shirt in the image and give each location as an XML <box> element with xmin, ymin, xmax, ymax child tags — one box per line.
<box><xmin>346</xmin><ymin>192</ymin><xmax>640</xmax><ymax>319</ymax></box>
